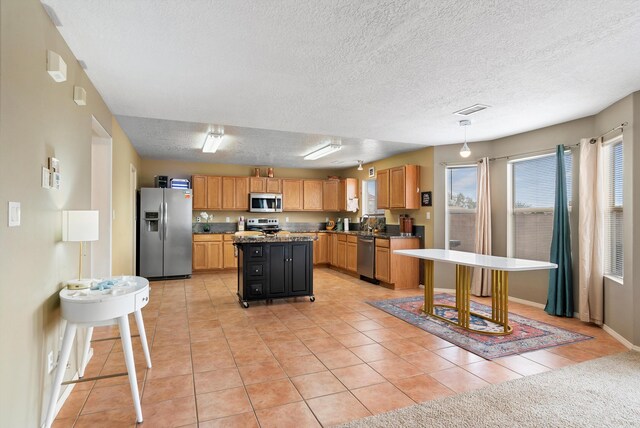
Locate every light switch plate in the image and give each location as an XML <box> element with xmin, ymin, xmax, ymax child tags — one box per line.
<box><xmin>8</xmin><ymin>202</ymin><xmax>20</xmax><ymax>227</ymax></box>
<box><xmin>42</xmin><ymin>167</ymin><xmax>50</xmax><ymax>189</ymax></box>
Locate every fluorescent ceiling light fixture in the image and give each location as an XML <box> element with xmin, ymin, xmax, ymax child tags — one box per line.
<box><xmin>202</xmin><ymin>130</ymin><xmax>224</xmax><ymax>153</ymax></box>
<box><xmin>304</xmin><ymin>142</ymin><xmax>342</xmax><ymax>160</ymax></box>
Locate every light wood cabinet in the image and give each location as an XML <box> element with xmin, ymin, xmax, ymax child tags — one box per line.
<box><xmin>377</xmin><ymin>169</ymin><xmax>390</xmax><ymax>209</ymax></box>
<box><xmin>330</xmin><ymin>233</ymin><xmax>338</xmax><ymax>266</ymax></box>
<box><xmin>375</xmin><ymin>245</ymin><xmax>390</xmax><ymax>283</ymax></box>
<box><xmin>322</xmin><ymin>180</ymin><xmax>339</xmax><ymax>212</ymax></box>
<box><xmin>346</xmin><ymin>235</ymin><xmax>358</xmax><ymax>272</ymax></box>
<box><xmin>303</xmin><ymin>180</ymin><xmax>324</xmax><ymax>211</ymax></box>
<box><xmin>193</xmin><ymin>234</ymin><xmax>223</xmax><ymax>270</ymax></box>
<box><xmin>375</xmin><ymin>237</ymin><xmax>420</xmax><ymax>289</ymax></box>
<box><xmin>315</xmin><ymin>233</ymin><xmax>329</xmax><ymax>264</ymax></box>
<box><xmin>249</xmin><ymin>177</ymin><xmax>266</xmax><ymax>193</ymax></box>
<box><xmin>192</xmin><ymin>175</ymin><xmax>207</xmax><ymax>210</ymax></box>
<box><xmin>389</xmin><ymin>165</ymin><xmax>420</xmax><ymax>209</ymax></box>
<box><xmin>283</xmin><ymin>179</ymin><xmax>304</xmax><ymax>211</ymax></box>
<box><xmin>206</xmin><ymin>176</ymin><xmax>222</xmax><ymax>209</ymax></box>
<box><xmin>266</xmin><ymin>178</ymin><xmax>282</xmax><ymax>193</ymax></box>
<box><xmin>223</xmin><ymin>234</ymin><xmax>237</xmax><ymax>269</ymax></box>
<box><xmin>339</xmin><ymin>178</ymin><xmax>358</xmax><ymax>212</ymax></box>
<box><xmin>249</xmin><ymin>177</ymin><xmax>282</xmax><ymax>194</ymax></box>
<box><xmin>222</xmin><ymin>177</ymin><xmax>249</xmax><ymax>210</ymax></box>
<box><xmin>336</xmin><ymin>234</ymin><xmax>347</xmax><ymax>269</ymax></box>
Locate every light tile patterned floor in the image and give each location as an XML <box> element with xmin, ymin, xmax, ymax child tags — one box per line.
<box><xmin>53</xmin><ymin>268</ymin><xmax>627</xmax><ymax>427</ymax></box>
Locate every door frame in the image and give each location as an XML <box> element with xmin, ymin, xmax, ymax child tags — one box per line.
<box><xmin>130</xmin><ymin>163</ymin><xmax>137</xmax><ymax>274</ymax></box>
<box><xmin>90</xmin><ymin>116</ymin><xmax>112</xmax><ymax>277</ymax></box>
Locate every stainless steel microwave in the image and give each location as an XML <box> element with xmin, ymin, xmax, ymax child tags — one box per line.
<box><xmin>249</xmin><ymin>193</ymin><xmax>283</xmax><ymax>213</ymax></box>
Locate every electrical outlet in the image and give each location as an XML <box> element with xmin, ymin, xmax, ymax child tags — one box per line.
<box><xmin>426</xmin><ymin>212</ymin><xmax>430</xmax><ymax>220</ymax></box>
<box><xmin>285</xmin><ymin>217</ymin><xmax>289</xmax><ymax>222</ymax></box>
<box><xmin>226</xmin><ymin>217</ymin><xmax>230</xmax><ymax>222</ymax></box>
<box><xmin>196</xmin><ymin>216</ymin><xmax>201</xmax><ymax>222</ymax></box>
<box><xmin>47</xmin><ymin>351</ymin><xmax>55</xmax><ymax>374</ymax></box>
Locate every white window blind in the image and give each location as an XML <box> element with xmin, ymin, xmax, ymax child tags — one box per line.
<box><xmin>511</xmin><ymin>151</ymin><xmax>572</xmax><ymax>261</ymax></box>
<box><xmin>446</xmin><ymin>166</ymin><xmax>477</xmax><ymax>252</ymax></box>
<box><xmin>605</xmin><ymin>140</ymin><xmax>623</xmax><ymax>277</ymax></box>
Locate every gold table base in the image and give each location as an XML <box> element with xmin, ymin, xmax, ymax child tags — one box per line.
<box><xmin>422</xmin><ymin>260</ymin><xmax>512</xmax><ymax>336</ymax></box>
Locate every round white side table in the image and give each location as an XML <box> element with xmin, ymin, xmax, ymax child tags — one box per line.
<box><xmin>43</xmin><ymin>276</ymin><xmax>152</xmax><ymax>428</ymax></box>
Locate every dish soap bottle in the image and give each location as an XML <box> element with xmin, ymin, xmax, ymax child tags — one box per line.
<box><xmin>238</xmin><ymin>216</ymin><xmax>245</xmax><ymax>231</ymax></box>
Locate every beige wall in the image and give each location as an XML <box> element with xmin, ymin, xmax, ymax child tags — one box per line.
<box><xmin>339</xmin><ymin>147</ymin><xmax>435</xmax><ymax>247</ymax></box>
<box><xmin>431</xmin><ymin>95</ymin><xmax>639</xmax><ymax>346</ymax></box>
<box><xmin>111</xmin><ymin>118</ymin><xmax>142</xmax><ymax>275</ymax></box>
<box><xmin>0</xmin><ymin>0</ymin><xmax>135</xmax><ymax>424</ymax></box>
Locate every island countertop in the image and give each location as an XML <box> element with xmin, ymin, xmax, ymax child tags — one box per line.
<box><xmin>232</xmin><ymin>235</ymin><xmax>316</xmax><ymax>243</ymax></box>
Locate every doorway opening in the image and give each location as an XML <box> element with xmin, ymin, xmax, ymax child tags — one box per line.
<box><xmin>91</xmin><ymin>116</ymin><xmax>112</xmax><ymax>278</ymax></box>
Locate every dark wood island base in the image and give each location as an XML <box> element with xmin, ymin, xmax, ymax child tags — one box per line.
<box><xmin>234</xmin><ymin>236</ymin><xmax>315</xmax><ymax>308</ymax></box>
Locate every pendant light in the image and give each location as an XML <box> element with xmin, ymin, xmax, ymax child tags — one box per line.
<box><xmin>459</xmin><ymin>120</ymin><xmax>471</xmax><ymax>158</ymax></box>
<box><xmin>357</xmin><ymin>160</ymin><xmax>364</xmax><ymax>171</ymax></box>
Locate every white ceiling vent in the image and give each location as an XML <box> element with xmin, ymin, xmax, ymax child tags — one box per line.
<box><xmin>453</xmin><ymin>104</ymin><xmax>490</xmax><ymax>116</ymax></box>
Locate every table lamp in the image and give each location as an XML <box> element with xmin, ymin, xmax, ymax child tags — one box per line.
<box><xmin>62</xmin><ymin>210</ymin><xmax>99</xmax><ymax>289</ymax></box>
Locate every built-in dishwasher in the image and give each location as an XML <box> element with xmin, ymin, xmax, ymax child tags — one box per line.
<box><xmin>357</xmin><ymin>235</ymin><xmax>378</xmax><ymax>283</ymax></box>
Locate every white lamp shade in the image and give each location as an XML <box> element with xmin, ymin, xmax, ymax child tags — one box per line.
<box><xmin>62</xmin><ymin>210</ymin><xmax>99</xmax><ymax>242</ymax></box>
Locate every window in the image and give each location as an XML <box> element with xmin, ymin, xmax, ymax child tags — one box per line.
<box><xmin>446</xmin><ymin>166</ymin><xmax>477</xmax><ymax>252</ymax></box>
<box><xmin>361</xmin><ymin>179</ymin><xmax>383</xmax><ymax>216</ymax></box>
<box><xmin>510</xmin><ymin>151</ymin><xmax>572</xmax><ymax>261</ymax></box>
<box><xmin>605</xmin><ymin>139</ymin><xmax>623</xmax><ymax>277</ymax></box>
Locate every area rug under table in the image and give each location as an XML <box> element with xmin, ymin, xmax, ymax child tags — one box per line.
<box><xmin>367</xmin><ymin>294</ymin><xmax>592</xmax><ymax>359</ymax></box>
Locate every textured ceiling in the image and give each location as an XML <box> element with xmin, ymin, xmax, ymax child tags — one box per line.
<box><xmin>116</xmin><ymin>115</ymin><xmax>424</xmax><ymax>168</ymax></box>
<box><xmin>43</xmin><ymin>0</ymin><xmax>640</xmax><ymax>167</ymax></box>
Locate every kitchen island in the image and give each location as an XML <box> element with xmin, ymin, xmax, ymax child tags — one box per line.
<box><xmin>234</xmin><ymin>235</ymin><xmax>315</xmax><ymax>308</ymax></box>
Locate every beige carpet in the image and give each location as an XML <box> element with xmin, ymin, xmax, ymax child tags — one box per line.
<box><xmin>339</xmin><ymin>351</ymin><xmax>640</xmax><ymax>428</ymax></box>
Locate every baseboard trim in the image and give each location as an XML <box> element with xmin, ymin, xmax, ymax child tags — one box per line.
<box><xmin>602</xmin><ymin>324</ymin><xmax>637</xmax><ymax>350</ymax></box>
<box><xmin>42</xmin><ymin>348</ymin><xmax>93</xmax><ymax>428</ymax></box>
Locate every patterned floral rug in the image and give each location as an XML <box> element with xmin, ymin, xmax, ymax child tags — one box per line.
<box><xmin>368</xmin><ymin>294</ymin><xmax>592</xmax><ymax>359</ymax></box>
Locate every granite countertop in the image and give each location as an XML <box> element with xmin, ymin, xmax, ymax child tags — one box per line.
<box><xmin>233</xmin><ymin>235</ymin><xmax>316</xmax><ymax>243</ymax></box>
<box><xmin>195</xmin><ymin>230</ymin><xmax>420</xmax><ymax>239</ymax></box>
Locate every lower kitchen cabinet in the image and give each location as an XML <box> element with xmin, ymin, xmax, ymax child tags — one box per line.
<box><xmin>236</xmin><ymin>240</ymin><xmax>314</xmax><ymax>307</ymax></box>
<box><xmin>314</xmin><ymin>233</ymin><xmax>329</xmax><ymax>264</ymax></box>
<box><xmin>346</xmin><ymin>235</ymin><xmax>358</xmax><ymax>272</ymax></box>
<box><xmin>375</xmin><ymin>237</ymin><xmax>420</xmax><ymax>289</ymax></box>
<box><xmin>193</xmin><ymin>234</ymin><xmax>223</xmax><ymax>270</ymax></box>
<box><xmin>336</xmin><ymin>235</ymin><xmax>347</xmax><ymax>269</ymax></box>
<box><xmin>223</xmin><ymin>234</ymin><xmax>237</xmax><ymax>269</ymax></box>
<box><xmin>194</xmin><ymin>234</ymin><xmax>239</xmax><ymax>271</ymax></box>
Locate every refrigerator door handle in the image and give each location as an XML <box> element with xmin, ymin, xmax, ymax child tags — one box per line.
<box><xmin>163</xmin><ymin>202</ymin><xmax>168</xmax><ymax>240</ymax></box>
<box><xmin>158</xmin><ymin>203</ymin><xmax>163</xmax><ymax>241</ymax></box>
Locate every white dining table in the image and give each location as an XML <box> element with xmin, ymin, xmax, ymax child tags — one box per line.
<box><xmin>394</xmin><ymin>249</ymin><xmax>557</xmax><ymax>335</ymax></box>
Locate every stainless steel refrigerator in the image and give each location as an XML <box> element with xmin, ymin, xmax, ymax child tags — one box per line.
<box><xmin>138</xmin><ymin>188</ymin><xmax>192</xmax><ymax>278</ymax></box>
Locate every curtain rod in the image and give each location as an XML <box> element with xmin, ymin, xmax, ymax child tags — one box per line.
<box><xmin>589</xmin><ymin>122</ymin><xmax>627</xmax><ymax>144</ymax></box>
<box><xmin>440</xmin><ymin>121</ymin><xmax>628</xmax><ymax>166</ymax></box>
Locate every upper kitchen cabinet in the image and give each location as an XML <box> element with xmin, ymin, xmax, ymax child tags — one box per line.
<box><xmin>266</xmin><ymin>178</ymin><xmax>282</xmax><ymax>193</ymax></box>
<box><xmin>192</xmin><ymin>175</ymin><xmax>222</xmax><ymax>210</ymax></box>
<box><xmin>249</xmin><ymin>177</ymin><xmax>266</xmax><ymax>193</ymax></box>
<box><xmin>390</xmin><ymin>165</ymin><xmax>420</xmax><ymax>209</ymax></box>
<box><xmin>377</xmin><ymin>165</ymin><xmax>420</xmax><ymax>210</ymax></box>
<box><xmin>192</xmin><ymin>175</ymin><xmax>207</xmax><ymax>209</ymax></box>
<box><xmin>339</xmin><ymin>178</ymin><xmax>358</xmax><ymax>212</ymax></box>
<box><xmin>303</xmin><ymin>180</ymin><xmax>324</xmax><ymax>211</ymax></box>
<box><xmin>282</xmin><ymin>179</ymin><xmax>303</xmax><ymax>211</ymax></box>
<box><xmin>222</xmin><ymin>177</ymin><xmax>249</xmax><ymax>210</ymax></box>
<box><xmin>322</xmin><ymin>180</ymin><xmax>339</xmax><ymax>212</ymax></box>
<box><xmin>249</xmin><ymin>177</ymin><xmax>282</xmax><ymax>194</ymax></box>
<box><xmin>207</xmin><ymin>176</ymin><xmax>223</xmax><ymax>209</ymax></box>
<box><xmin>377</xmin><ymin>169</ymin><xmax>390</xmax><ymax>209</ymax></box>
